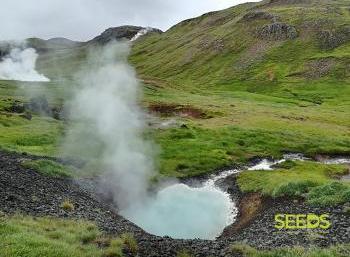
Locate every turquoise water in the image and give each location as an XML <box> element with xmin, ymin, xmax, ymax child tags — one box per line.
<box><xmin>120</xmin><ymin>183</ymin><xmax>235</xmax><ymax>239</ymax></box>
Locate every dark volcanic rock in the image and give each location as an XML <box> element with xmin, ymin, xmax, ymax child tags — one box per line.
<box><xmin>0</xmin><ymin>42</ymin><xmax>11</xmax><ymax>60</ymax></box>
<box><xmin>317</xmin><ymin>26</ymin><xmax>350</xmax><ymax>50</ymax></box>
<box><xmin>257</xmin><ymin>22</ymin><xmax>298</xmax><ymax>41</ymax></box>
<box><xmin>267</xmin><ymin>0</ymin><xmax>315</xmax><ymax>5</ymax></box>
<box><xmin>24</xmin><ymin>96</ymin><xmax>52</xmax><ymax>116</ymax></box>
<box><xmin>89</xmin><ymin>26</ymin><xmax>162</xmax><ymax>45</ymax></box>
<box><xmin>5</xmin><ymin>101</ymin><xmax>25</xmax><ymax>113</ymax></box>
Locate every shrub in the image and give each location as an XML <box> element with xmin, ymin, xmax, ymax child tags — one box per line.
<box><xmin>177</xmin><ymin>250</ymin><xmax>194</xmax><ymax>257</ymax></box>
<box><xmin>60</xmin><ymin>199</ymin><xmax>74</xmax><ymax>212</ymax></box>
<box><xmin>307</xmin><ymin>182</ymin><xmax>350</xmax><ymax>207</ymax></box>
<box><xmin>22</xmin><ymin>160</ymin><xmax>73</xmax><ymax>178</ymax></box>
<box><xmin>176</xmin><ymin>163</ymin><xmax>189</xmax><ymax>171</ymax></box>
<box><xmin>272</xmin><ymin>160</ymin><xmax>297</xmax><ymax>169</ymax></box>
<box><xmin>343</xmin><ymin>206</ymin><xmax>350</xmax><ymax>215</ymax></box>
<box><xmin>103</xmin><ymin>238</ymin><xmax>124</xmax><ymax>257</ymax></box>
<box><xmin>79</xmin><ymin>230</ymin><xmax>99</xmax><ymax>244</ymax></box>
<box><xmin>272</xmin><ymin>181</ymin><xmax>317</xmax><ymax>198</ymax></box>
<box><xmin>121</xmin><ymin>233</ymin><xmax>138</xmax><ymax>255</ymax></box>
<box><xmin>230</xmin><ymin>243</ymin><xmax>257</xmax><ymax>256</ymax></box>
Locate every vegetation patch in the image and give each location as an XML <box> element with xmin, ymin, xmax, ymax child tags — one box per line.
<box><xmin>22</xmin><ymin>159</ymin><xmax>73</xmax><ymax>178</ymax></box>
<box><xmin>60</xmin><ymin>199</ymin><xmax>75</xmax><ymax>212</ymax></box>
<box><xmin>177</xmin><ymin>250</ymin><xmax>194</xmax><ymax>257</ymax></box>
<box><xmin>230</xmin><ymin>243</ymin><xmax>350</xmax><ymax>257</ymax></box>
<box><xmin>237</xmin><ymin>161</ymin><xmax>350</xmax><ymax>206</ymax></box>
<box><xmin>307</xmin><ymin>182</ymin><xmax>350</xmax><ymax>207</ymax></box>
<box><xmin>0</xmin><ymin>214</ymin><xmax>137</xmax><ymax>257</ymax></box>
<box><xmin>0</xmin><ymin>214</ymin><xmax>104</xmax><ymax>257</ymax></box>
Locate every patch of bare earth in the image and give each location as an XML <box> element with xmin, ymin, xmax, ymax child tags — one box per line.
<box><xmin>149</xmin><ymin>103</ymin><xmax>208</xmax><ymax>119</ymax></box>
<box><xmin>221</xmin><ymin>193</ymin><xmax>264</xmax><ymax>237</ymax></box>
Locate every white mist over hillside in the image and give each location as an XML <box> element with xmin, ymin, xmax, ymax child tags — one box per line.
<box><xmin>0</xmin><ymin>47</ymin><xmax>50</xmax><ymax>82</ymax></box>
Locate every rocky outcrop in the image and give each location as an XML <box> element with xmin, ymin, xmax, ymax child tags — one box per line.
<box><xmin>240</xmin><ymin>11</ymin><xmax>279</xmax><ymax>23</ymax></box>
<box><xmin>5</xmin><ymin>97</ymin><xmax>64</xmax><ymax>120</ymax></box>
<box><xmin>317</xmin><ymin>26</ymin><xmax>350</xmax><ymax>50</ymax></box>
<box><xmin>89</xmin><ymin>26</ymin><xmax>162</xmax><ymax>45</ymax></box>
<box><xmin>0</xmin><ymin>42</ymin><xmax>11</xmax><ymax>60</ymax></box>
<box><xmin>257</xmin><ymin>22</ymin><xmax>298</xmax><ymax>41</ymax></box>
<box><xmin>267</xmin><ymin>0</ymin><xmax>316</xmax><ymax>5</ymax></box>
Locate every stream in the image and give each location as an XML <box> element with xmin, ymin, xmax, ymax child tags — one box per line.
<box><xmin>120</xmin><ymin>154</ymin><xmax>350</xmax><ymax>240</ymax></box>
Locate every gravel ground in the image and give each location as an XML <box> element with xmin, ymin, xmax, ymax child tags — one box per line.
<box><xmin>0</xmin><ymin>150</ymin><xmax>349</xmax><ymax>257</ymax></box>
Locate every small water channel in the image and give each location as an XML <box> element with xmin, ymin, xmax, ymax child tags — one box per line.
<box><xmin>120</xmin><ymin>154</ymin><xmax>350</xmax><ymax>239</ymax></box>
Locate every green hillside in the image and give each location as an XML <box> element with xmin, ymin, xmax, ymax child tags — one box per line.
<box><xmin>131</xmin><ymin>0</ymin><xmax>350</xmax><ymax>85</ymax></box>
<box><xmin>0</xmin><ymin>0</ymin><xmax>349</xmax><ymax>177</ymax></box>
<box><xmin>129</xmin><ymin>0</ymin><xmax>350</xmax><ymax>176</ymax></box>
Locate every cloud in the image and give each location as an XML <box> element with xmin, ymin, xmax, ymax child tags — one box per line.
<box><xmin>0</xmin><ymin>0</ymin><xmax>259</xmax><ymax>41</ymax></box>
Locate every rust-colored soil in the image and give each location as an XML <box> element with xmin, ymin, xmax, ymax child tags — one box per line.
<box><xmin>221</xmin><ymin>193</ymin><xmax>264</xmax><ymax>237</ymax></box>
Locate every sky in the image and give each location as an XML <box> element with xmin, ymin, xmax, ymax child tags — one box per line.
<box><xmin>0</xmin><ymin>0</ymin><xmax>259</xmax><ymax>41</ymax></box>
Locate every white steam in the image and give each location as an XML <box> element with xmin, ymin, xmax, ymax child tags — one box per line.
<box><xmin>0</xmin><ymin>47</ymin><xmax>50</xmax><ymax>82</ymax></box>
<box><xmin>130</xmin><ymin>27</ymin><xmax>154</xmax><ymax>42</ymax></box>
<box><xmin>62</xmin><ymin>41</ymin><xmax>155</xmax><ymax>209</ymax></box>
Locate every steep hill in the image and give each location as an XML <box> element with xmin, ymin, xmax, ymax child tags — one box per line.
<box><xmin>128</xmin><ymin>0</ymin><xmax>350</xmax><ymax>176</ymax></box>
<box><xmin>131</xmin><ymin>0</ymin><xmax>350</xmax><ymax>88</ymax></box>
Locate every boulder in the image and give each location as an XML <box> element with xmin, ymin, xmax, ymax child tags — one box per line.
<box><xmin>317</xmin><ymin>26</ymin><xmax>350</xmax><ymax>50</ymax></box>
<box><xmin>257</xmin><ymin>22</ymin><xmax>298</xmax><ymax>40</ymax></box>
<box><xmin>24</xmin><ymin>96</ymin><xmax>52</xmax><ymax>116</ymax></box>
<box><xmin>6</xmin><ymin>102</ymin><xmax>25</xmax><ymax>113</ymax></box>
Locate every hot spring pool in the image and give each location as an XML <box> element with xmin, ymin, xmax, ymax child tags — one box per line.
<box><xmin>120</xmin><ymin>154</ymin><xmax>332</xmax><ymax>240</ymax></box>
<box><xmin>120</xmin><ymin>182</ymin><xmax>236</xmax><ymax>240</ymax></box>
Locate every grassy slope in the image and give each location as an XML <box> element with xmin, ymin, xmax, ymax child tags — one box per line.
<box><xmin>0</xmin><ymin>214</ymin><xmax>131</xmax><ymax>257</ymax></box>
<box><xmin>130</xmin><ymin>0</ymin><xmax>350</xmax><ymax>176</ymax></box>
<box><xmin>0</xmin><ymin>80</ymin><xmax>64</xmax><ymax>156</ymax></box>
<box><xmin>230</xmin><ymin>243</ymin><xmax>350</xmax><ymax>257</ymax></box>
<box><xmin>237</xmin><ymin>160</ymin><xmax>350</xmax><ymax>206</ymax></box>
<box><xmin>0</xmin><ymin>0</ymin><xmax>349</xmax><ymax>178</ymax></box>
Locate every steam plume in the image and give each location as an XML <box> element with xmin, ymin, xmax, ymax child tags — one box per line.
<box><xmin>0</xmin><ymin>47</ymin><xmax>50</xmax><ymax>82</ymax></box>
<box><xmin>62</xmin><ymin>41</ymin><xmax>155</xmax><ymax>209</ymax></box>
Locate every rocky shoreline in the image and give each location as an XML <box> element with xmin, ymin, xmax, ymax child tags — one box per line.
<box><xmin>0</xmin><ymin>150</ymin><xmax>349</xmax><ymax>257</ymax></box>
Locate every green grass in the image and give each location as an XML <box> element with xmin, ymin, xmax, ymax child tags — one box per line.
<box><xmin>0</xmin><ymin>80</ymin><xmax>66</xmax><ymax>156</ymax></box>
<box><xmin>177</xmin><ymin>250</ymin><xmax>194</xmax><ymax>257</ymax></box>
<box><xmin>0</xmin><ymin>214</ymin><xmax>105</xmax><ymax>257</ymax></box>
<box><xmin>0</xmin><ymin>214</ymin><xmax>138</xmax><ymax>257</ymax></box>
<box><xmin>22</xmin><ymin>160</ymin><xmax>74</xmax><ymax>178</ymax></box>
<box><xmin>230</xmin><ymin>243</ymin><xmax>350</xmax><ymax>257</ymax></box>
<box><xmin>307</xmin><ymin>182</ymin><xmax>350</xmax><ymax>207</ymax></box>
<box><xmin>237</xmin><ymin>161</ymin><xmax>350</xmax><ymax>206</ymax></box>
